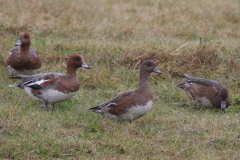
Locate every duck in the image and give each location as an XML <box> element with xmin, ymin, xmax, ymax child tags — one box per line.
<box><xmin>89</xmin><ymin>60</ymin><xmax>162</xmax><ymax>121</ymax></box>
<box><xmin>5</xmin><ymin>32</ymin><xmax>42</xmax><ymax>75</ymax></box>
<box><xmin>176</xmin><ymin>74</ymin><xmax>230</xmax><ymax>110</ymax></box>
<box><xmin>9</xmin><ymin>54</ymin><xmax>90</xmax><ymax>111</ymax></box>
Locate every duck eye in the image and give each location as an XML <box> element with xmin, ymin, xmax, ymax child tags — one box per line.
<box><xmin>24</xmin><ymin>35</ymin><xmax>28</xmax><ymax>39</ymax></box>
<box><xmin>147</xmin><ymin>64</ymin><xmax>151</xmax><ymax>67</ymax></box>
<box><xmin>75</xmin><ymin>57</ymin><xmax>81</xmax><ymax>61</ymax></box>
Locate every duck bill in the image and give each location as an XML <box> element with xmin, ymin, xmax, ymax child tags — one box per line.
<box><xmin>81</xmin><ymin>62</ymin><xmax>90</xmax><ymax>69</ymax></box>
<box><xmin>15</xmin><ymin>40</ymin><xmax>22</xmax><ymax>46</ymax></box>
<box><xmin>221</xmin><ymin>101</ymin><xmax>226</xmax><ymax>110</ymax></box>
<box><xmin>153</xmin><ymin>67</ymin><xmax>162</xmax><ymax>74</ymax></box>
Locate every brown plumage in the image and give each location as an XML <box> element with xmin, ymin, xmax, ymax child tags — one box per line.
<box><xmin>5</xmin><ymin>32</ymin><xmax>41</xmax><ymax>75</ymax></box>
<box><xmin>176</xmin><ymin>74</ymin><xmax>230</xmax><ymax>110</ymax></box>
<box><xmin>9</xmin><ymin>54</ymin><xmax>90</xmax><ymax>111</ymax></box>
<box><xmin>89</xmin><ymin>60</ymin><xmax>162</xmax><ymax>121</ymax></box>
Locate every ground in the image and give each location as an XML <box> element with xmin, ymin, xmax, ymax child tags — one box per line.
<box><xmin>0</xmin><ymin>0</ymin><xmax>240</xmax><ymax>159</ymax></box>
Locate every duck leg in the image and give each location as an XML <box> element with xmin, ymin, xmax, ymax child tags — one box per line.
<box><xmin>45</xmin><ymin>101</ymin><xmax>49</xmax><ymax>111</ymax></box>
<box><xmin>192</xmin><ymin>101</ymin><xmax>197</xmax><ymax>109</ymax></box>
<box><xmin>193</xmin><ymin>101</ymin><xmax>197</xmax><ymax>106</ymax></box>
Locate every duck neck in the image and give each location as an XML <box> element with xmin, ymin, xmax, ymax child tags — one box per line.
<box><xmin>67</xmin><ymin>66</ymin><xmax>77</xmax><ymax>76</ymax></box>
<box><xmin>20</xmin><ymin>44</ymin><xmax>30</xmax><ymax>53</ymax></box>
<box><xmin>138</xmin><ymin>70</ymin><xmax>150</xmax><ymax>89</ymax></box>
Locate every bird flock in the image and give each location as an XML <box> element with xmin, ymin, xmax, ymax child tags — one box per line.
<box><xmin>6</xmin><ymin>32</ymin><xmax>230</xmax><ymax>122</ymax></box>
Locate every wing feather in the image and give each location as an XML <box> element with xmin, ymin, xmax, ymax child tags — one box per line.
<box><xmin>90</xmin><ymin>91</ymin><xmax>134</xmax><ymax>111</ymax></box>
<box><xmin>9</xmin><ymin>73</ymin><xmax>65</xmax><ymax>89</ymax></box>
<box><xmin>184</xmin><ymin>74</ymin><xmax>223</xmax><ymax>91</ymax></box>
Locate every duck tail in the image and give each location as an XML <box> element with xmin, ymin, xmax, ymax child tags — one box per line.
<box><xmin>184</xmin><ymin>74</ymin><xmax>195</xmax><ymax>80</ymax></box>
<box><xmin>89</xmin><ymin>106</ymin><xmax>101</xmax><ymax>113</ymax></box>
<box><xmin>175</xmin><ymin>82</ymin><xmax>185</xmax><ymax>89</ymax></box>
<box><xmin>10</xmin><ymin>76</ymin><xmax>22</xmax><ymax>79</ymax></box>
<box><xmin>8</xmin><ymin>83</ymin><xmax>19</xmax><ymax>87</ymax></box>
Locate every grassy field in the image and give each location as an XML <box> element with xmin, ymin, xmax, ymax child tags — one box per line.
<box><xmin>1</xmin><ymin>0</ymin><xmax>240</xmax><ymax>159</ymax></box>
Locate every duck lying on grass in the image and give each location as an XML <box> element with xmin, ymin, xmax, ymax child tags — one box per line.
<box><xmin>5</xmin><ymin>32</ymin><xmax>42</xmax><ymax>75</ymax></box>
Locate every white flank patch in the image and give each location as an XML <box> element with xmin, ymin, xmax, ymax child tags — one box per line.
<box><xmin>24</xmin><ymin>87</ymin><xmax>78</xmax><ymax>103</ymax></box>
<box><xmin>121</xmin><ymin>100</ymin><xmax>153</xmax><ymax>121</ymax></box>
<box><xmin>9</xmin><ymin>52</ymin><xmax>12</xmax><ymax>55</ymax></box>
<box><xmin>197</xmin><ymin>97</ymin><xmax>214</xmax><ymax>108</ymax></box>
<box><xmin>7</xmin><ymin>65</ymin><xmax>39</xmax><ymax>75</ymax></box>
<box><xmin>24</xmin><ymin>87</ymin><xmax>44</xmax><ymax>102</ymax></box>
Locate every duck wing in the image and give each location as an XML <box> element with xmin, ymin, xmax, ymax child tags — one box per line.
<box><xmin>9</xmin><ymin>73</ymin><xmax>65</xmax><ymax>89</ymax></box>
<box><xmin>183</xmin><ymin>74</ymin><xmax>223</xmax><ymax>91</ymax></box>
<box><xmin>89</xmin><ymin>90</ymin><xmax>134</xmax><ymax>112</ymax></box>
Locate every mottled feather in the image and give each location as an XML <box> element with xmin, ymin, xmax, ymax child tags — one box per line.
<box><xmin>176</xmin><ymin>74</ymin><xmax>230</xmax><ymax>109</ymax></box>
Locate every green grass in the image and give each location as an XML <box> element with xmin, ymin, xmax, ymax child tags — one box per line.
<box><xmin>1</xmin><ymin>0</ymin><xmax>240</xmax><ymax>159</ymax></box>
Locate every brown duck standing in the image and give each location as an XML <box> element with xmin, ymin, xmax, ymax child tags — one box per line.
<box><xmin>90</xmin><ymin>60</ymin><xmax>162</xmax><ymax>121</ymax></box>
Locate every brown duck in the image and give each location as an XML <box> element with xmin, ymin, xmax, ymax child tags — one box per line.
<box><xmin>89</xmin><ymin>60</ymin><xmax>162</xmax><ymax>121</ymax></box>
<box><xmin>176</xmin><ymin>74</ymin><xmax>230</xmax><ymax>110</ymax></box>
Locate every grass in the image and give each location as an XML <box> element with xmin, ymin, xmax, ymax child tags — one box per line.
<box><xmin>1</xmin><ymin>0</ymin><xmax>240</xmax><ymax>159</ymax></box>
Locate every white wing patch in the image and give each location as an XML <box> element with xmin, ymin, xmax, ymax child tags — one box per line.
<box><xmin>7</xmin><ymin>65</ymin><xmax>39</xmax><ymax>75</ymax></box>
<box><xmin>104</xmin><ymin>103</ymin><xmax>117</xmax><ymax>108</ymax></box>
<box><xmin>23</xmin><ymin>79</ymin><xmax>47</xmax><ymax>87</ymax></box>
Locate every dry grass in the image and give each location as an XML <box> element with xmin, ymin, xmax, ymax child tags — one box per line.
<box><xmin>1</xmin><ymin>0</ymin><xmax>240</xmax><ymax>159</ymax></box>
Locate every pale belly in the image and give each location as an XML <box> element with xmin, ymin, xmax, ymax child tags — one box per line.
<box><xmin>7</xmin><ymin>65</ymin><xmax>39</xmax><ymax>75</ymax></box>
<box><xmin>103</xmin><ymin>100</ymin><xmax>153</xmax><ymax>121</ymax></box>
<box><xmin>24</xmin><ymin>87</ymin><xmax>78</xmax><ymax>103</ymax></box>
<box><xmin>197</xmin><ymin>97</ymin><xmax>214</xmax><ymax>108</ymax></box>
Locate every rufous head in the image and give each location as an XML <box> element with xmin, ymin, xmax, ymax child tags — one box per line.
<box><xmin>67</xmin><ymin>54</ymin><xmax>90</xmax><ymax>76</ymax></box>
<box><xmin>15</xmin><ymin>32</ymin><xmax>31</xmax><ymax>47</ymax></box>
